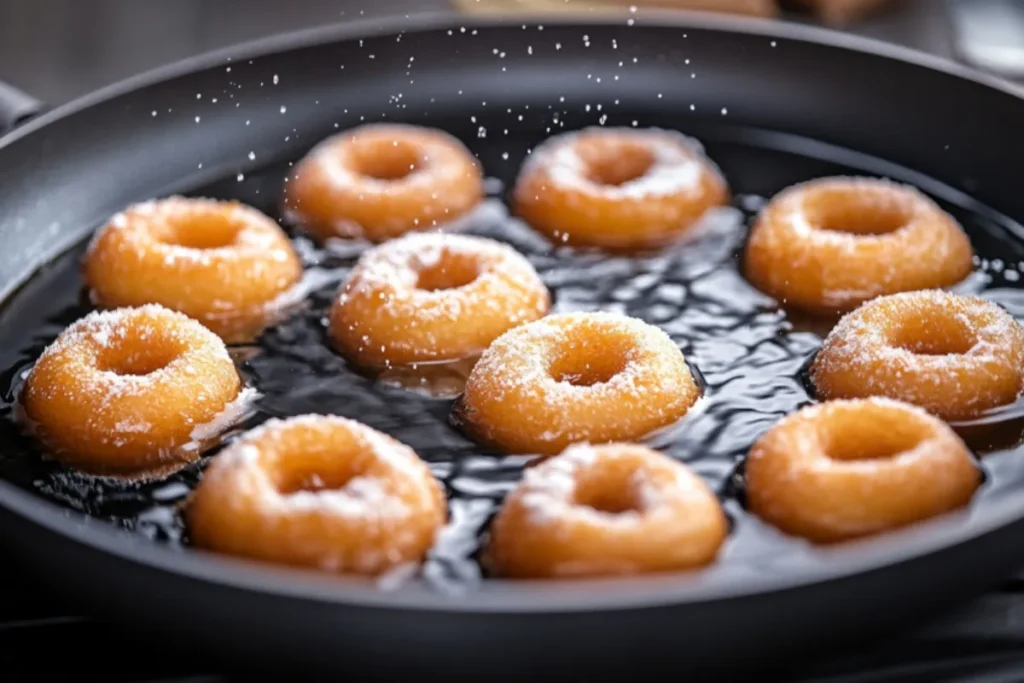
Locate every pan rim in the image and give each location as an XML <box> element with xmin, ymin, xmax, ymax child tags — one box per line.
<box><xmin>3</xmin><ymin>10</ymin><xmax>1024</xmax><ymax>613</ymax></box>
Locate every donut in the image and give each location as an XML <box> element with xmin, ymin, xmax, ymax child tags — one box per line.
<box><xmin>454</xmin><ymin>311</ymin><xmax>701</xmax><ymax>455</ymax></box>
<box><xmin>329</xmin><ymin>232</ymin><xmax>550</xmax><ymax>368</ymax></box>
<box><xmin>282</xmin><ymin>123</ymin><xmax>484</xmax><ymax>242</ymax></box>
<box><xmin>743</xmin><ymin>177</ymin><xmax>973</xmax><ymax>313</ymax></box>
<box><xmin>20</xmin><ymin>304</ymin><xmax>244</xmax><ymax>477</ymax></box>
<box><xmin>811</xmin><ymin>290</ymin><xmax>1024</xmax><ymax>421</ymax></box>
<box><xmin>186</xmin><ymin>415</ymin><xmax>447</xmax><ymax>575</ymax></box>
<box><xmin>486</xmin><ymin>442</ymin><xmax>728</xmax><ymax>578</ymax></box>
<box><xmin>745</xmin><ymin>398</ymin><xmax>981</xmax><ymax>543</ymax></box>
<box><xmin>84</xmin><ymin>197</ymin><xmax>303</xmax><ymax>343</ymax></box>
<box><xmin>512</xmin><ymin>126</ymin><xmax>728</xmax><ymax>250</ymax></box>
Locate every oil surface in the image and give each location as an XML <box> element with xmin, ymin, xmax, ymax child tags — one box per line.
<box><xmin>3</xmin><ymin>127</ymin><xmax>1024</xmax><ymax>594</ymax></box>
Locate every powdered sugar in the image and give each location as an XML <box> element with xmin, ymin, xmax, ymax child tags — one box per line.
<box><xmin>516</xmin><ymin>443</ymin><xmax>704</xmax><ymax>527</ymax></box>
<box><xmin>462</xmin><ymin>311</ymin><xmax>697</xmax><ymax>450</ymax></box>
<box><xmin>334</xmin><ymin>231</ymin><xmax>549</xmax><ymax>362</ymax></box>
<box><xmin>519</xmin><ymin>126</ymin><xmax>714</xmax><ymax>200</ymax></box>
<box><xmin>188</xmin><ymin>384</ymin><xmax>260</xmax><ymax>444</ymax></box>
<box><xmin>812</xmin><ymin>290</ymin><xmax>1024</xmax><ymax>415</ymax></box>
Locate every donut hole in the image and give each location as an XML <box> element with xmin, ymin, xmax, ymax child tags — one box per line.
<box><xmin>822</xmin><ymin>409</ymin><xmax>929</xmax><ymax>462</ymax></box>
<box><xmin>351</xmin><ymin>137</ymin><xmax>422</xmax><ymax>181</ymax></box>
<box><xmin>94</xmin><ymin>331</ymin><xmax>184</xmax><ymax>376</ymax></box>
<box><xmin>803</xmin><ymin>188</ymin><xmax>913</xmax><ymax>236</ymax></box>
<box><xmin>550</xmin><ymin>342</ymin><xmax>629</xmax><ymax>387</ymax></box>
<box><xmin>888</xmin><ymin>310</ymin><xmax>978</xmax><ymax>356</ymax></box>
<box><xmin>160</xmin><ymin>213</ymin><xmax>243</xmax><ymax>249</ymax></box>
<box><xmin>574</xmin><ymin>464</ymin><xmax>644</xmax><ymax>515</ymax></box>
<box><xmin>416</xmin><ymin>252</ymin><xmax>481</xmax><ymax>292</ymax></box>
<box><xmin>578</xmin><ymin>138</ymin><xmax>655</xmax><ymax>187</ymax></box>
<box><xmin>273</xmin><ymin>450</ymin><xmax>361</xmax><ymax>495</ymax></box>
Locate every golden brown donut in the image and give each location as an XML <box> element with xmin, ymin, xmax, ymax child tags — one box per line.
<box><xmin>745</xmin><ymin>398</ymin><xmax>981</xmax><ymax>543</ymax></box>
<box><xmin>487</xmin><ymin>442</ymin><xmax>728</xmax><ymax>578</ymax></box>
<box><xmin>513</xmin><ymin>126</ymin><xmax>728</xmax><ymax>250</ymax></box>
<box><xmin>454</xmin><ymin>311</ymin><xmax>701</xmax><ymax>455</ymax></box>
<box><xmin>329</xmin><ymin>232</ymin><xmax>550</xmax><ymax>367</ymax></box>
<box><xmin>282</xmin><ymin>123</ymin><xmax>484</xmax><ymax>242</ymax></box>
<box><xmin>811</xmin><ymin>290</ymin><xmax>1024</xmax><ymax>421</ymax></box>
<box><xmin>20</xmin><ymin>304</ymin><xmax>244</xmax><ymax>477</ymax></box>
<box><xmin>187</xmin><ymin>414</ymin><xmax>447</xmax><ymax>575</ymax></box>
<box><xmin>743</xmin><ymin>177</ymin><xmax>974</xmax><ymax>313</ymax></box>
<box><xmin>84</xmin><ymin>197</ymin><xmax>303</xmax><ymax>343</ymax></box>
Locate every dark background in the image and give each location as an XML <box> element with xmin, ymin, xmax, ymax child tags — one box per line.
<box><xmin>4</xmin><ymin>1</ymin><xmax>1024</xmax><ymax>681</ymax></box>
<box><xmin>0</xmin><ymin>0</ymin><xmax>960</xmax><ymax>107</ymax></box>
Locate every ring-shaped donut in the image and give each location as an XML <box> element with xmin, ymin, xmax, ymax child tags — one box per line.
<box><xmin>512</xmin><ymin>126</ymin><xmax>728</xmax><ymax>250</ymax></box>
<box><xmin>329</xmin><ymin>232</ymin><xmax>550</xmax><ymax>367</ymax></box>
<box><xmin>186</xmin><ymin>414</ymin><xmax>447</xmax><ymax>575</ymax></box>
<box><xmin>283</xmin><ymin>123</ymin><xmax>484</xmax><ymax>242</ymax></box>
<box><xmin>811</xmin><ymin>290</ymin><xmax>1024</xmax><ymax>421</ymax></box>
<box><xmin>745</xmin><ymin>398</ymin><xmax>981</xmax><ymax>543</ymax></box>
<box><xmin>743</xmin><ymin>177</ymin><xmax>974</xmax><ymax>313</ymax></box>
<box><xmin>454</xmin><ymin>311</ymin><xmax>701</xmax><ymax>455</ymax></box>
<box><xmin>84</xmin><ymin>197</ymin><xmax>303</xmax><ymax>343</ymax></box>
<box><xmin>20</xmin><ymin>304</ymin><xmax>243</xmax><ymax>476</ymax></box>
<box><xmin>487</xmin><ymin>442</ymin><xmax>728</xmax><ymax>578</ymax></box>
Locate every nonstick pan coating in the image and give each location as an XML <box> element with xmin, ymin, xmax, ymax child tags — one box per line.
<box><xmin>2</xmin><ymin>12</ymin><xmax>1024</xmax><ymax>680</ymax></box>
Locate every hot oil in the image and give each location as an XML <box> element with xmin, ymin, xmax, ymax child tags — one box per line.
<box><xmin>3</xmin><ymin>129</ymin><xmax>1024</xmax><ymax>592</ymax></box>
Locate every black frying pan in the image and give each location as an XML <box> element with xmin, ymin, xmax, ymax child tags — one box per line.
<box><xmin>2</xmin><ymin>11</ymin><xmax>1024</xmax><ymax>682</ymax></box>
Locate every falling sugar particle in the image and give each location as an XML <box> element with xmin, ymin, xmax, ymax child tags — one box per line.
<box><xmin>273</xmin><ymin>74</ymin><xmax>279</xmax><ymax>84</ymax></box>
<box><xmin>721</xmin><ymin>108</ymin><xmax>728</xmax><ymax>115</ymax></box>
<box><xmin>236</xmin><ymin>173</ymin><xmax>245</xmax><ymax>182</ymax></box>
<box><xmin>501</xmin><ymin>152</ymin><xmax>509</xmax><ymax>160</ymax></box>
<box><xmin>771</xmin><ymin>41</ymin><xmax>777</xmax><ymax>47</ymax></box>
<box><xmin>248</xmin><ymin>151</ymin><xmax>256</xmax><ymax>161</ymax></box>
<box><xmin>194</xmin><ymin>116</ymin><xmax>201</xmax><ymax>123</ymax></box>
<box><xmin>151</xmin><ymin>111</ymin><xmax>157</xmax><ymax>117</ymax></box>
<box><xmin>280</xmin><ymin>105</ymin><xmax>287</xmax><ymax>114</ymax></box>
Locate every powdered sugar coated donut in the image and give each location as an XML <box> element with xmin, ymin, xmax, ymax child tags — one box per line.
<box><xmin>20</xmin><ymin>304</ymin><xmax>244</xmax><ymax>476</ymax></box>
<box><xmin>84</xmin><ymin>197</ymin><xmax>303</xmax><ymax>343</ymax></box>
<box><xmin>329</xmin><ymin>232</ymin><xmax>550</xmax><ymax>367</ymax></box>
<box><xmin>745</xmin><ymin>398</ymin><xmax>981</xmax><ymax>543</ymax></box>
<box><xmin>282</xmin><ymin>123</ymin><xmax>483</xmax><ymax>242</ymax></box>
<box><xmin>487</xmin><ymin>442</ymin><xmax>728</xmax><ymax>578</ymax></box>
<box><xmin>743</xmin><ymin>177</ymin><xmax>974</xmax><ymax>313</ymax></box>
<box><xmin>454</xmin><ymin>311</ymin><xmax>701</xmax><ymax>455</ymax></box>
<box><xmin>513</xmin><ymin>126</ymin><xmax>728</xmax><ymax>249</ymax></box>
<box><xmin>186</xmin><ymin>414</ymin><xmax>447</xmax><ymax>575</ymax></box>
<box><xmin>811</xmin><ymin>290</ymin><xmax>1024</xmax><ymax>420</ymax></box>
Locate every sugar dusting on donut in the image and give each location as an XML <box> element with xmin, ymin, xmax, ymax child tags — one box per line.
<box><xmin>32</xmin><ymin>304</ymin><xmax>232</xmax><ymax>399</ymax></box>
<box><xmin>745</xmin><ymin>176</ymin><xmax>974</xmax><ymax>312</ymax></box>
<box><xmin>330</xmin><ymin>231</ymin><xmax>550</xmax><ymax>365</ymax></box>
<box><xmin>185</xmin><ymin>384</ymin><xmax>260</xmax><ymax>449</ymax></box>
<box><xmin>90</xmin><ymin>196</ymin><xmax>295</xmax><ymax>268</ymax></box>
<box><xmin>190</xmin><ymin>414</ymin><xmax>445</xmax><ymax>575</ymax></box>
<box><xmin>812</xmin><ymin>290</ymin><xmax>1024</xmax><ymax>416</ymax></box>
<box><xmin>20</xmin><ymin>304</ymin><xmax>243</xmax><ymax>475</ymax></box>
<box><xmin>521</xmin><ymin>126</ymin><xmax>711</xmax><ymax>200</ymax></box>
<box><xmin>213</xmin><ymin>414</ymin><xmax>428</xmax><ymax>517</ymax></box>
<box><xmin>471</xmin><ymin>311</ymin><xmax>692</xmax><ymax>416</ymax></box>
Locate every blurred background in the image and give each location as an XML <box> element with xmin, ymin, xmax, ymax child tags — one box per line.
<box><xmin>1</xmin><ymin>0</ymin><xmax>1023</xmax><ymax>108</ymax></box>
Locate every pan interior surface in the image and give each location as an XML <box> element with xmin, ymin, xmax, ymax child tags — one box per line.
<box><xmin>3</xmin><ymin>17</ymin><xmax>1024</xmax><ymax>614</ymax></box>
